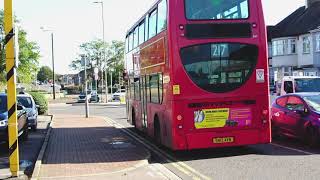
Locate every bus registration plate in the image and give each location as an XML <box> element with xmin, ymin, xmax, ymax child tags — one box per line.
<box><xmin>213</xmin><ymin>137</ymin><xmax>234</xmax><ymax>144</ymax></box>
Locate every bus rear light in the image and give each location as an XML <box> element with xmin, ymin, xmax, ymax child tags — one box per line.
<box><xmin>177</xmin><ymin>115</ymin><xmax>183</xmax><ymax>121</ymax></box>
<box><xmin>262</xmin><ymin>109</ymin><xmax>269</xmax><ymax>124</ymax></box>
<box><xmin>178</xmin><ymin>125</ymin><xmax>183</xmax><ymax>129</ymax></box>
<box><xmin>262</xmin><ymin>109</ymin><xmax>268</xmax><ymax>115</ymax></box>
<box><xmin>179</xmin><ymin>24</ymin><xmax>184</xmax><ymax>30</ymax></box>
<box><xmin>252</xmin><ymin>23</ymin><xmax>257</xmax><ymax>28</ymax></box>
<box><xmin>180</xmin><ymin>33</ymin><xmax>185</xmax><ymax>37</ymax></box>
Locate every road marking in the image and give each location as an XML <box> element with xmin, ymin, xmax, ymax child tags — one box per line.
<box><xmin>104</xmin><ymin>117</ymin><xmax>211</xmax><ymax>180</ymax></box>
<box><xmin>271</xmin><ymin>143</ymin><xmax>314</xmax><ymax>155</ymax></box>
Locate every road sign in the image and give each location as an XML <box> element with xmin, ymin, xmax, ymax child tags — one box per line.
<box><xmin>94</xmin><ymin>67</ymin><xmax>99</xmax><ymax>74</ymax></box>
<box><xmin>4</xmin><ymin>0</ymin><xmax>19</xmax><ymax>177</ymax></box>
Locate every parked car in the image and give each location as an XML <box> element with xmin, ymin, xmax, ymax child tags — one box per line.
<box><xmin>89</xmin><ymin>93</ymin><xmax>100</xmax><ymax>103</ymax></box>
<box><xmin>271</xmin><ymin>93</ymin><xmax>320</xmax><ymax>146</ymax></box>
<box><xmin>78</xmin><ymin>92</ymin><xmax>89</xmax><ymax>103</ymax></box>
<box><xmin>112</xmin><ymin>89</ymin><xmax>126</xmax><ymax>101</ymax></box>
<box><xmin>17</xmin><ymin>93</ymin><xmax>38</xmax><ymax>131</ymax></box>
<box><xmin>0</xmin><ymin>93</ymin><xmax>29</xmax><ymax>143</ymax></box>
<box><xmin>78</xmin><ymin>90</ymin><xmax>92</xmax><ymax>103</ymax></box>
<box><xmin>78</xmin><ymin>90</ymin><xmax>100</xmax><ymax>103</ymax></box>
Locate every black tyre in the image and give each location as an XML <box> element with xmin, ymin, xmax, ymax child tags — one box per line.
<box><xmin>306</xmin><ymin>126</ymin><xmax>320</xmax><ymax>148</ymax></box>
<box><xmin>21</xmin><ymin>125</ymin><xmax>29</xmax><ymax>141</ymax></box>
<box><xmin>31</xmin><ymin>121</ymin><xmax>38</xmax><ymax>132</ymax></box>
<box><xmin>132</xmin><ymin>109</ymin><xmax>136</xmax><ymax>128</ymax></box>
<box><xmin>271</xmin><ymin>121</ymin><xmax>279</xmax><ymax>140</ymax></box>
<box><xmin>154</xmin><ymin>116</ymin><xmax>161</xmax><ymax>145</ymax></box>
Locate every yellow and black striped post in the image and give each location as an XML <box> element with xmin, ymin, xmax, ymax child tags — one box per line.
<box><xmin>4</xmin><ymin>0</ymin><xmax>19</xmax><ymax>177</ymax></box>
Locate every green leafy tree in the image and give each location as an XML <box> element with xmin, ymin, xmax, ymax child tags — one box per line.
<box><xmin>37</xmin><ymin>66</ymin><xmax>53</xmax><ymax>82</ymax></box>
<box><xmin>70</xmin><ymin>40</ymin><xmax>125</xmax><ymax>87</ymax></box>
<box><xmin>0</xmin><ymin>10</ymin><xmax>40</xmax><ymax>84</ymax></box>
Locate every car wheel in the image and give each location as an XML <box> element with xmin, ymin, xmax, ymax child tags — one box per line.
<box><xmin>271</xmin><ymin>121</ymin><xmax>279</xmax><ymax>139</ymax></box>
<box><xmin>306</xmin><ymin>126</ymin><xmax>320</xmax><ymax>147</ymax></box>
<box><xmin>21</xmin><ymin>125</ymin><xmax>29</xmax><ymax>141</ymax></box>
<box><xmin>31</xmin><ymin>121</ymin><xmax>38</xmax><ymax>132</ymax></box>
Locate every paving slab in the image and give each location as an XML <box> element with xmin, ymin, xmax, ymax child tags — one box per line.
<box><xmin>37</xmin><ymin>115</ymin><xmax>153</xmax><ymax>179</ymax></box>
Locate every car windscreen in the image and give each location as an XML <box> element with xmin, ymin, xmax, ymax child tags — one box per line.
<box><xmin>180</xmin><ymin>43</ymin><xmax>258</xmax><ymax>93</ymax></box>
<box><xmin>0</xmin><ymin>96</ymin><xmax>7</xmax><ymax>113</ymax></box>
<box><xmin>303</xmin><ymin>95</ymin><xmax>320</xmax><ymax>112</ymax></box>
<box><xmin>18</xmin><ymin>97</ymin><xmax>33</xmax><ymax>108</ymax></box>
<box><xmin>295</xmin><ymin>78</ymin><xmax>320</xmax><ymax>92</ymax></box>
<box><xmin>185</xmin><ymin>0</ymin><xmax>249</xmax><ymax>20</ymax></box>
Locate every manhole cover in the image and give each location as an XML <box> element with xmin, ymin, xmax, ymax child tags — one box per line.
<box><xmin>110</xmin><ymin>141</ymin><xmax>136</xmax><ymax>149</ymax></box>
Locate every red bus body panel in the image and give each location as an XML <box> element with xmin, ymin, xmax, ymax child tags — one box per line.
<box><xmin>126</xmin><ymin>0</ymin><xmax>271</xmax><ymax>150</ymax></box>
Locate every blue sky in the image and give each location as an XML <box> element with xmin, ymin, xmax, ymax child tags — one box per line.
<box><xmin>0</xmin><ymin>0</ymin><xmax>306</xmax><ymax>74</ymax></box>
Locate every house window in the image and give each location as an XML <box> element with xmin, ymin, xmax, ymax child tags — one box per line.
<box><xmin>316</xmin><ymin>34</ymin><xmax>320</xmax><ymax>52</ymax></box>
<box><xmin>303</xmin><ymin>36</ymin><xmax>311</xmax><ymax>54</ymax></box>
<box><xmin>288</xmin><ymin>39</ymin><xmax>296</xmax><ymax>54</ymax></box>
<box><xmin>272</xmin><ymin>40</ymin><xmax>286</xmax><ymax>56</ymax></box>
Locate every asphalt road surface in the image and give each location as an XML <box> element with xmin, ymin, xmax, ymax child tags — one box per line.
<box><xmin>49</xmin><ymin>103</ymin><xmax>320</xmax><ymax>180</ymax></box>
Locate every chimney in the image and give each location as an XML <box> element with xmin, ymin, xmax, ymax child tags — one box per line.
<box><xmin>306</xmin><ymin>0</ymin><xmax>320</xmax><ymax>8</ymax></box>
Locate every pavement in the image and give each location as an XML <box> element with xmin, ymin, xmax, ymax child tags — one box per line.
<box><xmin>0</xmin><ymin>115</ymin><xmax>52</xmax><ymax>179</ymax></box>
<box><xmin>48</xmin><ymin>103</ymin><xmax>320</xmax><ymax>180</ymax></box>
<box><xmin>35</xmin><ymin>114</ymin><xmax>179</xmax><ymax>180</ymax></box>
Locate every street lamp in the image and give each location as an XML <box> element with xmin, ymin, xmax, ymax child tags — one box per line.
<box><xmin>93</xmin><ymin>1</ymin><xmax>106</xmax><ymax>102</ymax></box>
<box><xmin>40</xmin><ymin>27</ymin><xmax>56</xmax><ymax>100</ymax></box>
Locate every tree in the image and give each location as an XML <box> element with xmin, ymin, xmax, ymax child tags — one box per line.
<box><xmin>0</xmin><ymin>10</ymin><xmax>40</xmax><ymax>84</ymax></box>
<box><xmin>107</xmin><ymin>40</ymin><xmax>125</xmax><ymax>86</ymax></box>
<box><xmin>37</xmin><ymin>66</ymin><xmax>53</xmax><ymax>82</ymax></box>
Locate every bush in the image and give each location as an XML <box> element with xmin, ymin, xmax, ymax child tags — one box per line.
<box><xmin>29</xmin><ymin>92</ymin><xmax>48</xmax><ymax>115</ymax></box>
<box><xmin>64</xmin><ymin>86</ymin><xmax>81</xmax><ymax>95</ymax></box>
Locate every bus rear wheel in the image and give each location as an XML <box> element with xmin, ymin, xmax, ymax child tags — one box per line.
<box><xmin>132</xmin><ymin>109</ymin><xmax>136</xmax><ymax>128</ymax></box>
<box><xmin>154</xmin><ymin>116</ymin><xmax>161</xmax><ymax>145</ymax></box>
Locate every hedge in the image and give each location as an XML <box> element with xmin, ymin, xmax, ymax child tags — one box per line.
<box><xmin>29</xmin><ymin>92</ymin><xmax>48</xmax><ymax>115</ymax></box>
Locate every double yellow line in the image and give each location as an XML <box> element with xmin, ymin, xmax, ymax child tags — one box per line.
<box><xmin>4</xmin><ymin>0</ymin><xmax>19</xmax><ymax>177</ymax></box>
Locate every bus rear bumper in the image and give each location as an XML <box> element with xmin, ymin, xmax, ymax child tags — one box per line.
<box><xmin>179</xmin><ymin>129</ymin><xmax>271</xmax><ymax>150</ymax></box>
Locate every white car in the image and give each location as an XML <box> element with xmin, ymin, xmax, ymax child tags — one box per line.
<box><xmin>112</xmin><ymin>89</ymin><xmax>126</xmax><ymax>101</ymax></box>
<box><xmin>17</xmin><ymin>93</ymin><xmax>38</xmax><ymax>131</ymax></box>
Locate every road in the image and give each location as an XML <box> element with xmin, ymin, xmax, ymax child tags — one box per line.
<box><xmin>49</xmin><ymin>103</ymin><xmax>320</xmax><ymax>180</ymax></box>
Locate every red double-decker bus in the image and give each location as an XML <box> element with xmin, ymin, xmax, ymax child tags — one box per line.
<box><xmin>124</xmin><ymin>0</ymin><xmax>271</xmax><ymax>150</ymax></box>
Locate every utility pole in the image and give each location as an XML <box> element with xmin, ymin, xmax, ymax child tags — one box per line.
<box><xmin>51</xmin><ymin>32</ymin><xmax>56</xmax><ymax>99</ymax></box>
<box><xmin>82</xmin><ymin>55</ymin><xmax>89</xmax><ymax>118</ymax></box>
<box><xmin>110</xmin><ymin>70</ymin><xmax>113</xmax><ymax>95</ymax></box>
<box><xmin>4</xmin><ymin>0</ymin><xmax>19</xmax><ymax>177</ymax></box>
<box><xmin>105</xmin><ymin>70</ymin><xmax>108</xmax><ymax>102</ymax></box>
<box><xmin>94</xmin><ymin>1</ymin><xmax>106</xmax><ymax>102</ymax></box>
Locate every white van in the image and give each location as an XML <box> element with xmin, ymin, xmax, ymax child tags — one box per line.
<box><xmin>277</xmin><ymin>76</ymin><xmax>320</xmax><ymax>96</ymax></box>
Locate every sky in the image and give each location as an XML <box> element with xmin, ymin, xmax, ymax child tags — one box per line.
<box><xmin>0</xmin><ymin>0</ymin><xmax>306</xmax><ymax>74</ymax></box>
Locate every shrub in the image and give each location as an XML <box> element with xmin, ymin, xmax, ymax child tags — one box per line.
<box><xmin>29</xmin><ymin>92</ymin><xmax>48</xmax><ymax>115</ymax></box>
<box><xmin>64</xmin><ymin>86</ymin><xmax>81</xmax><ymax>94</ymax></box>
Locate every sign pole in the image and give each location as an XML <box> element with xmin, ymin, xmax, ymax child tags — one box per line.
<box><xmin>4</xmin><ymin>0</ymin><xmax>19</xmax><ymax>177</ymax></box>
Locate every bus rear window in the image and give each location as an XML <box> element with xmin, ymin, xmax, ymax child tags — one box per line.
<box><xmin>185</xmin><ymin>0</ymin><xmax>249</xmax><ymax>20</ymax></box>
<box><xmin>180</xmin><ymin>43</ymin><xmax>258</xmax><ymax>93</ymax></box>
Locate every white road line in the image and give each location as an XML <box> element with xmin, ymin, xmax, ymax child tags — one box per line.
<box><xmin>104</xmin><ymin>117</ymin><xmax>211</xmax><ymax>180</ymax></box>
<box><xmin>271</xmin><ymin>143</ymin><xmax>315</xmax><ymax>155</ymax></box>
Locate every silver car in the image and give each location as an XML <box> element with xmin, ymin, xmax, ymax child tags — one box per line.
<box><xmin>17</xmin><ymin>93</ymin><xmax>38</xmax><ymax>131</ymax></box>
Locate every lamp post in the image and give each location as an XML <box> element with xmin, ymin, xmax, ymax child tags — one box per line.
<box><xmin>40</xmin><ymin>27</ymin><xmax>56</xmax><ymax>100</ymax></box>
<box><xmin>93</xmin><ymin>1</ymin><xmax>106</xmax><ymax>102</ymax></box>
